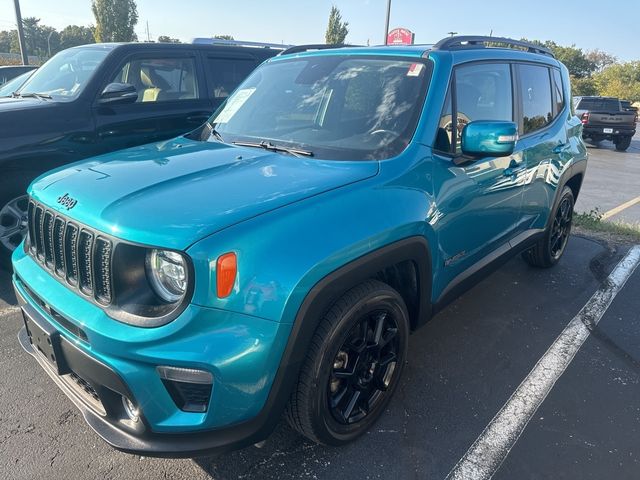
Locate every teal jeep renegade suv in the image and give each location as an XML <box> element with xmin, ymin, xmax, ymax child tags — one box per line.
<box><xmin>12</xmin><ymin>36</ymin><xmax>587</xmax><ymax>456</ymax></box>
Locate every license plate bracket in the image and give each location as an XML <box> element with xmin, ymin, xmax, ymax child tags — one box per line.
<box><xmin>22</xmin><ymin>308</ymin><xmax>70</xmax><ymax>375</ymax></box>
<box><xmin>603</xmin><ymin>128</ymin><xmax>614</xmax><ymax>134</ymax></box>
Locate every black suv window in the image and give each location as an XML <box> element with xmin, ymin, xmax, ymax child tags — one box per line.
<box><xmin>436</xmin><ymin>62</ymin><xmax>513</xmax><ymax>154</ymax></box>
<box><xmin>576</xmin><ymin>97</ymin><xmax>620</xmax><ymax>111</ymax></box>
<box><xmin>518</xmin><ymin>64</ymin><xmax>553</xmax><ymax>135</ymax></box>
<box><xmin>110</xmin><ymin>56</ymin><xmax>199</xmax><ymax>103</ymax></box>
<box><xmin>206</xmin><ymin>57</ymin><xmax>257</xmax><ymax>99</ymax></box>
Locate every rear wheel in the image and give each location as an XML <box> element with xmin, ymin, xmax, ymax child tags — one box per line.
<box><xmin>614</xmin><ymin>136</ymin><xmax>632</xmax><ymax>152</ymax></box>
<box><xmin>522</xmin><ymin>186</ymin><xmax>574</xmax><ymax>268</ymax></box>
<box><xmin>285</xmin><ymin>279</ymin><xmax>409</xmax><ymax>445</ymax></box>
<box><xmin>0</xmin><ymin>174</ymin><xmax>33</xmax><ymax>270</ymax></box>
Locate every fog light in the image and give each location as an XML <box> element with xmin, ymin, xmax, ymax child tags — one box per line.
<box><xmin>122</xmin><ymin>396</ymin><xmax>140</xmax><ymax>422</ymax></box>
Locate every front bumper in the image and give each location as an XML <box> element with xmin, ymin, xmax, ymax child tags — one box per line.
<box><xmin>12</xmin><ymin>251</ymin><xmax>296</xmax><ymax>457</ymax></box>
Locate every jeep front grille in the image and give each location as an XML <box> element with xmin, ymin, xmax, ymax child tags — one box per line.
<box><xmin>27</xmin><ymin>200</ymin><xmax>114</xmax><ymax>305</ymax></box>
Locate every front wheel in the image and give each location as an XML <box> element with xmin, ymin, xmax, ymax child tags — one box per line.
<box><xmin>285</xmin><ymin>279</ymin><xmax>409</xmax><ymax>445</ymax></box>
<box><xmin>522</xmin><ymin>186</ymin><xmax>574</xmax><ymax>268</ymax></box>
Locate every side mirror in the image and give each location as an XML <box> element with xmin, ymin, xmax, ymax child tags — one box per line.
<box><xmin>99</xmin><ymin>82</ymin><xmax>138</xmax><ymax>105</ymax></box>
<box><xmin>461</xmin><ymin>120</ymin><xmax>518</xmax><ymax>158</ymax></box>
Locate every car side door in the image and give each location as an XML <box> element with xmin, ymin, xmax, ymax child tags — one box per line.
<box><xmin>515</xmin><ymin>64</ymin><xmax>571</xmax><ymax>231</ymax></box>
<box><xmin>431</xmin><ymin>62</ymin><xmax>526</xmax><ymax>296</ymax></box>
<box><xmin>92</xmin><ymin>50</ymin><xmax>212</xmax><ymax>153</ymax></box>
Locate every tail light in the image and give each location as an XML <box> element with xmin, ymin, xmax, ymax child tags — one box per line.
<box><xmin>581</xmin><ymin>112</ymin><xmax>589</xmax><ymax>124</ymax></box>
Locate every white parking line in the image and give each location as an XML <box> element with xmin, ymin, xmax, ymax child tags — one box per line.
<box><xmin>445</xmin><ymin>245</ymin><xmax>640</xmax><ymax>480</ymax></box>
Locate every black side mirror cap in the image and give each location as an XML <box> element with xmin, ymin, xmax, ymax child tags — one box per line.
<box><xmin>99</xmin><ymin>83</ymin><xmax>138</xmax><ymax>105</ymax></box>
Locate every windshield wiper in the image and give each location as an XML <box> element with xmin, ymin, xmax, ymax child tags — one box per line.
<box><xmin>16</xmin><ymin>92</ymin><xmax>52</xmax><ymax>100</ymax></box>
<box><xmin>232</xmin><ymin>140</ymin><xmax>313</xmax><ymax>158</ymax></box>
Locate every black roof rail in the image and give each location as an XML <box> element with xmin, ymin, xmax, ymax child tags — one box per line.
<box><xmin>279</xmin><ymin>44</ymin><xmax>359</xmax><ymax>56</ymax></box>
<box><xmin>433</xmin><ymin>35</ymin><xmax>555</xmax><ymax>58</ymax></box>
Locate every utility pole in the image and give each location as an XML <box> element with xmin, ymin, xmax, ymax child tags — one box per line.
<box><xmin>146</xmin><ymin>21</ymin><xmax>151</xmax><ymax>42</ymax></box>
<box><xmin>384</xmin><ymin>0</ymin><xmax>391</xmax><ymax>45</ymax></box>
<box><xmin>13</xmin><ymin>0</ymin><xmax>28</xmax><ymax>65</ymax></box>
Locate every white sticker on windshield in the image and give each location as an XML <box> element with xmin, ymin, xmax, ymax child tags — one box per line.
<box><xmin>214</xmin><ymin>88</ymin><xmax>256</xmax><ymax>124</ymax></box>
<box><xmin>407</xmin><ymin>63</ymin><xmax>424</xmax><ymax>77</ymax></box>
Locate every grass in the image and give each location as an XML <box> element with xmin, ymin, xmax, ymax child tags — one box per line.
<box><xmin>573</xmin><ymin>208</ymin><xmax>640</xmax><ymax>243</ymax></box>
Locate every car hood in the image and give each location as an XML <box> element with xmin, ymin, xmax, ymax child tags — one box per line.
<box><xmin>29</xmin><ymin>136</ymin><xmax>379</xmax><ymax>250</ymax></box>
<box><xmin>0</xmin><ymin>95</ymin><xmax>48</xmax><ymax>112</ymax></box>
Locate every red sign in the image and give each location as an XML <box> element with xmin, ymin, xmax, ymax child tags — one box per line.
<box><xmin>387</xmin><ymin>28</ymin><xmax>415</xmax><ymax>45</ymax></box>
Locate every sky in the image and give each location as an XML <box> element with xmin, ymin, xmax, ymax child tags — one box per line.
<box><xmin>1</xmin><ymin>0</ymin><xmax>638</xmax><ymax>61</ymax></box>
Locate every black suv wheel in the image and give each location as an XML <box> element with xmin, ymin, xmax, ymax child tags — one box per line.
<box><xmin>0</xmin><ymin>173</ymin><xmax>33</xmax><ymax>270</ymax></box>
<box><xmin>522</xmin><ymin>186</ymin><xmax>574</xmax><ymax>268</ymax></box>
<box><xmin>285</xmin><ymin>279</ymin><xmax>409</xmax><ymax>445</ymax></box>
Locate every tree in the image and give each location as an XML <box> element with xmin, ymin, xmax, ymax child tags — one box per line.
<box><xmin>157</xmin><ymin>35</ymin><xmax>180</xmax><ymax>43</ymax></box>
<box><xmin>571</xmin><ymin>76</ymin><xmax>597</xmax><ymax>96</ymax></box>
<box><xmin>325</xmin><ymin>6</ymin><xmax>349</xmax><ymax>44</ymax></box>
<box><xmin>521</xmin><ymin>39</ymin><xmax>596</xmax><ymax>78</ymax></box>
<box><xmin>92</xmin><ymin>0</ymin><xmax>138</xmax><ymax>42</ymax></box>
<box><xmin>0</xmin><ymin>30</ymin><xmax>15</xmax><ymax>53</ymax></box>
<box><xmin>60</xmin><ymin>25</ymin><xmax>95</xmax><ymax>50</ymax></box>
<box><xmin>594</xmin><ymin>62</ymin><xmax>640</xmax><ymax>103</ymax></box>
<box><xmin>586</xmin><ymin>49</ymin><xmax>617</xmax><ymax>73</ymax></box>
<box><xmin>9</xmin><ymin>17</ymin><xmax>59</xmax><ymax>58</ymax></box>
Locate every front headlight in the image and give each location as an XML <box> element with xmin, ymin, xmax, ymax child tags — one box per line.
<box><xmin>145</xmin><ymin>249</ymin><xmax>188</xmax><ymax>303</ymax></box>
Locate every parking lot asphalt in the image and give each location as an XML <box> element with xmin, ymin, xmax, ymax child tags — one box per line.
<box><xmin>575</xmin><ymin>131</ymin><xmax>640</xmax><ymax>225</ymax></box>
<box><xmin>1</xmin><ymin>234</ymin><xmax>638</xmax><ymax>480</ymax></box>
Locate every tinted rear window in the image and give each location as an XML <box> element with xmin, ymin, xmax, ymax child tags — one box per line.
<box><xmin>577</xmin><ymin>98</ymin><xmax>620</xmax><ymax>111</ymax></box>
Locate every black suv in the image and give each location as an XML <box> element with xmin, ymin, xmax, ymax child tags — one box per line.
<box><xmin>0</xmin><ymin>42</ymin><xmax>279</xmax><ymax>267</ymax></box>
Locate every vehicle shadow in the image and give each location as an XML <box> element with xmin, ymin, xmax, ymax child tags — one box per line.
<box><xmin>0</xmin><ymin>268</ymin><xmax>16</xmax><ymax>308</ymax></box>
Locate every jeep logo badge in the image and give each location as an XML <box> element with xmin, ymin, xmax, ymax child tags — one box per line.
<box><xmin>57</xmin><ymin>193</ymin><xmax>78</xmax><ymax>210</ymax></box>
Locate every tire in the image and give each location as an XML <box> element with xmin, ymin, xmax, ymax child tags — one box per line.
<box><xmin>614</xmin><ymin>136</ymin><xmax>632</xmax><ymax>152</ymax></box>
<box><xmin>0</xmin><ymin>173</ymin><xmax>34</xmax><ymax>270</ymax></box>
<box><xmin>285</xmin><ymin>279</ymin><xmax>410</xmax><ymax>445</ymax></box>
<box><xmin>522</xmin><ymin>186</ymin><xmax>574</xmax><ymax>268</ymax></box>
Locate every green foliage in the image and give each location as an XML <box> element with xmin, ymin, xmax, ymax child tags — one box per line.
<box><xmin>92</xmin><ymin>0</ymin><xmax>138</xmax><ymax>43</ymax></box>
<box><xmin>60</xmin><ymin>25</ymin><xmax>95</xmax><ymax>50</ymax></box>
<box><xmin>9</xmin><ymin>17</ymin><xmax>60</xmax><ymax>57</ymax></box>
<box><xmin>571</xmin><ymin>75</ymin><xmax>598</xmax><ymax>96</ymax></box>
<box><xmin>325</xmin><ymin>6</ymin><xmax>349</xmax><ymax>45</ymax></box>
<box><xmin>574</xmin><ymin>208</ymin><xmax>640</xmax><ymax>242</ymax></box>
<box><xmin>157</xmin><ymin>35</ymin><xmax>180</xmax><ymax>43</ymax></box>
<box><xmin>585</xmin><ymin>49</ymin><xmax>617</xmax><ymax>73</ymax></box>
<box><xmin>0</xmin><ymin>30</ymin><xmax>14</xmax><ymax>53</ymax></box>
<box><xmin>593</xmin><ymin>62</ymin><xmax>640</xmax><ymax>103</ymax></box>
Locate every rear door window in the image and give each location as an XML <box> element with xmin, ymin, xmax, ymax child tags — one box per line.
<box><xmin>205</xmin><ymin>57</ymin><xmax>257</xmax><ymax>99</ymax></box>
<box><xmin>518</xmin><ymin>64</ymin><xmax>553</xmax><ymax>135</ymax></box>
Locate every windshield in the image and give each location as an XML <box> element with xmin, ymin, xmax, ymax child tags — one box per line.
<box><xmin>209</xmin><ymin>56</ymin><xmax>430</xmax><ymax>160</ymax></box>
<box><xmin>18</xmin><ymin>47</ymin><xmax>110</xmax><ymax>101</ymax></box>
<box><xmin>0</xmin><ymin>70</ymin><xmax>35</xmax><ymax>97</ymax></box>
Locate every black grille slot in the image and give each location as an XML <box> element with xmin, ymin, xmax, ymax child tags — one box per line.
<box><xmin>78</xmin><ymin>231</ymin><xmax>94</xmax><ymax>295</ymax></box>
<box><xmin>27</xmin><ymin>201</ymin><xmax>36</xmax><ymax>252</ymax></box>
<box><xmin>43</xmin><ymin>211</ymin><xmax>54</xmax><ymax>267</ymax></box>
<box><xmin>65</xmin><ymin>223</ymin><xmax>79</xmax><ymax>284</ymax></box>
<box><xmin>94</xmin><ymin>238</ymin><xmax>113</xmax><ymax>304</ymax></box>
<box><xmin>34</xmin><ymin>206</ymin><xmax>44</xmax><ymax>259</ymax></box>
<box><xmin>26</xmin><ymin>200</ymin><xmax>114</xmax><ymax>306</ymax></box>
<box><xmin>53</xmin><ymin>217</ymin><xmax>66</xmax><ymax>276</ymax></box>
